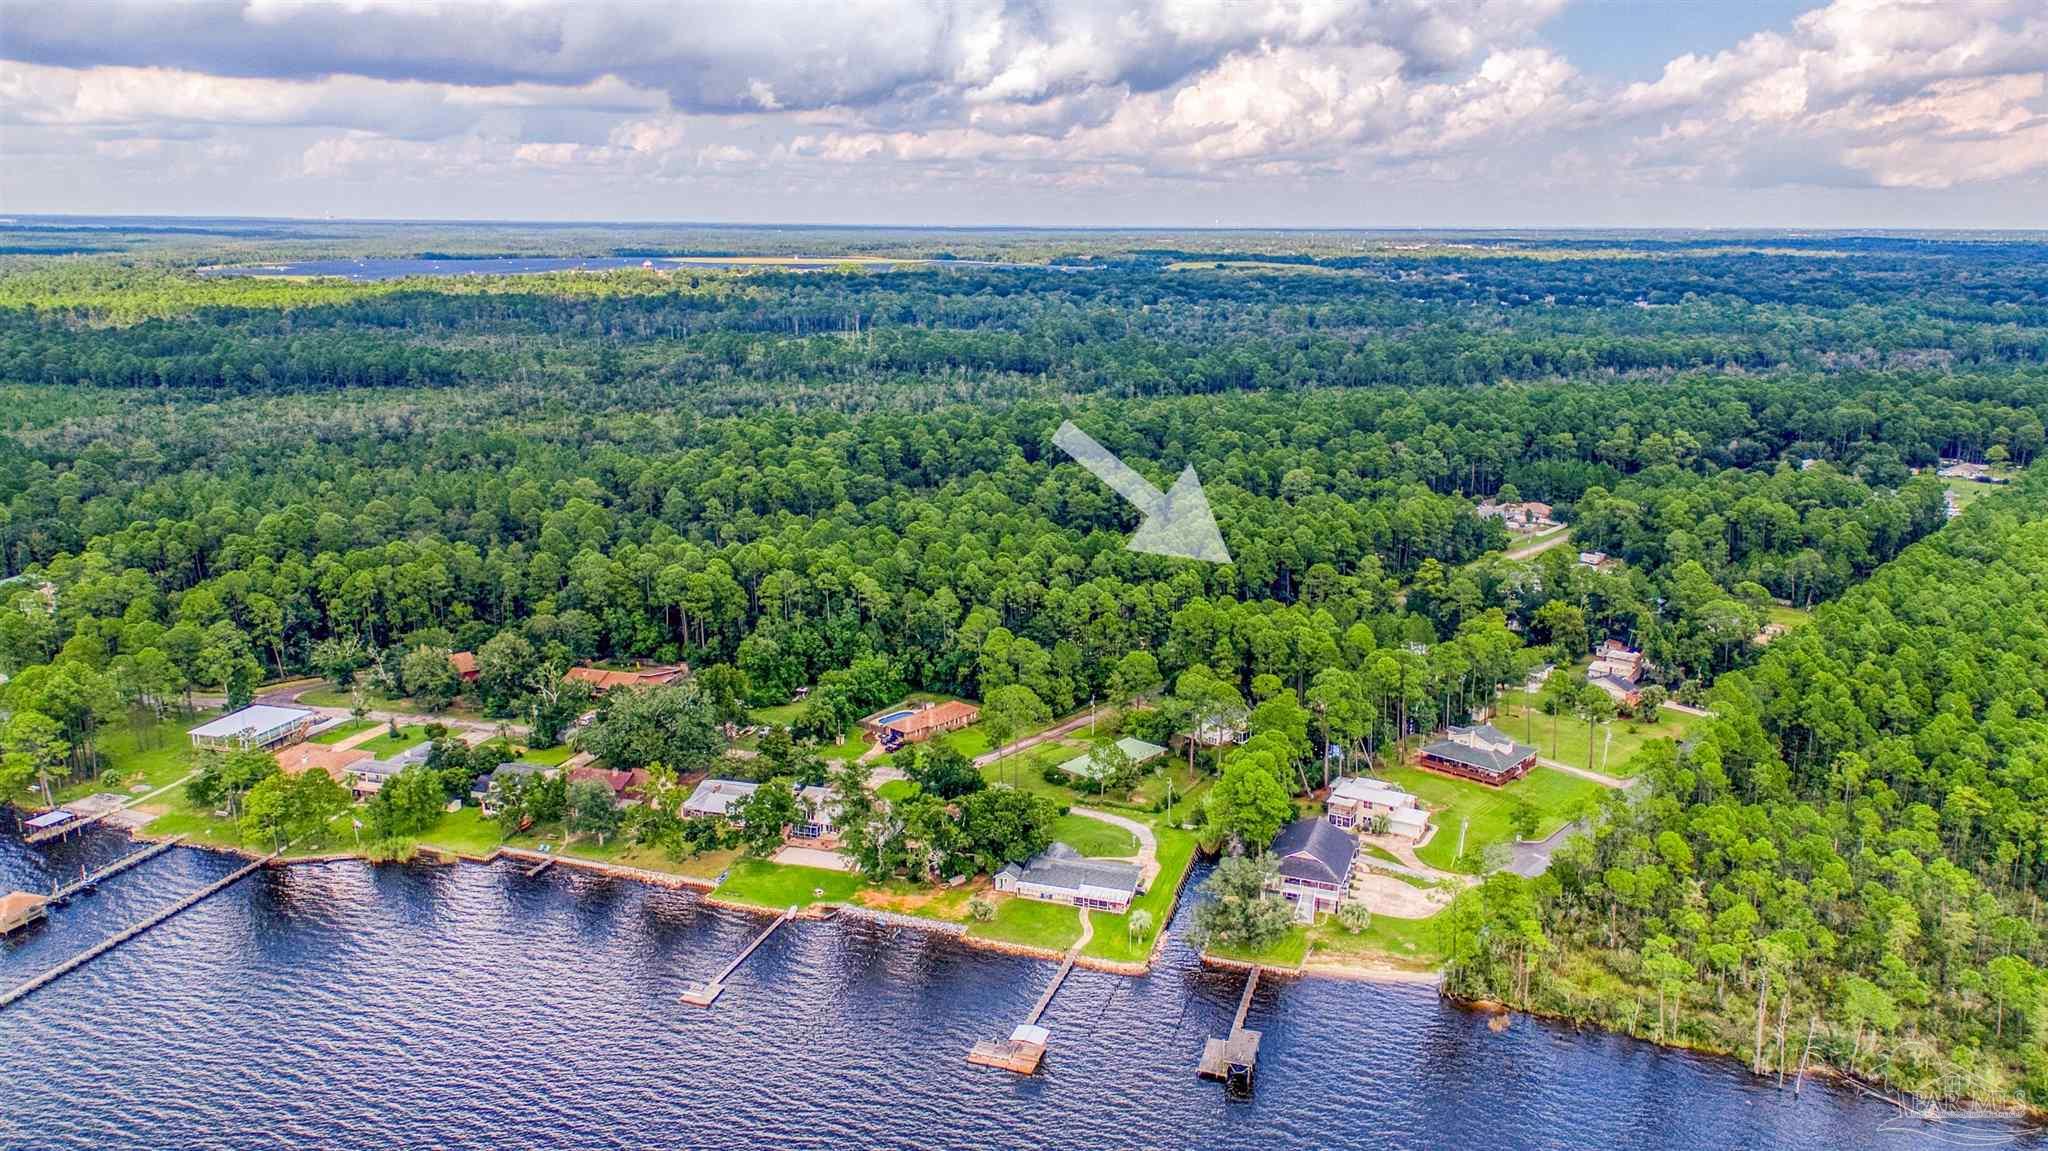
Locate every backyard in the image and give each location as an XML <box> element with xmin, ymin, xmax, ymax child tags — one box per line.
<box><xmin>354</xmin><ymin>725</ymin><xmax>433</xmax><ymax>757</ymax></box>
<box><xmin>1493</xmin><ymin>693</ymin><xmax>1701</xmax><ymax>778</ymax></box>
<box><xmin>9</xmin><ymin>712</ymin><xmax>209</xmax><ymax>808</ymax></box>
<box><xmin>1051</xmin><ymin>812</ymin><xmax>1138</xmax><ymax>857</ymax></box>
<box><xmin>966</xmin><ymin>894</ymin><xmax>1085</xmax><ymax>951</ymax></box>
<box><xmin>1381</xmin><ymin>762</ymin><xmax>1606</xmax><ymax>873</ymax></box>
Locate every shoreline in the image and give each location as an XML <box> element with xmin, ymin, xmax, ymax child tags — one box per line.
<box><xmin>30</xmin><ymin>818</ymin><xmax>2037</xmax><ymax>1119</ymax></box>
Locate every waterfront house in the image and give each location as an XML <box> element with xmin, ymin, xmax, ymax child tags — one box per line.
<box><xmin>1325</xmin><ymin>777</ymin><xmax>1429</xmax><ymax>840</ymax></box>
<box><xmin>1417</xmin><ymin>723</ymin><xmax>1539</xmax><ymax>785</ymax></box>
<box><xmin>682</xmin><ymin>778</ymin><xmax>759</xmax><ymax>821</ymax></box>
<box><xmin>1265</xmin><ymin>817</ymin><xmax>1357</xmax><ymax>921</ymax></box>
<box><xmin>1585</xmin><ymin>639</ymin><xmax>1647</xmax><ymax>706</ymax></box>
<box><xmin>188</xmin><ymin>704</ymin><xmax>318</xmax><ymax>752</ymax></box>
<box><xmin>1055</xmin><ymin>737</ymin><xmax>1167</xmax><ymax>782</ymax></box>
<box><xmin>346</xmin><ymin>743</ymin><xmax>432</xmax><ymax>801</ymax></box>
<box><xmin>993</xmin><ymin>843</ymin><xmax>1142</xmax><ymax>913</ymax></box>
<box><xmin>790</xmin><ymin>784</ymin><xmax>839</xmax><ymax>843</ymax></box>
<box><xmin>565</xmin><ymin>662</ymin><xmax>689</xmax><ymax>694</ymax></box>
<box><xmin>859</xmin><ymin>700</ymin><xmax>981</xmax><ymax>748</ymax></box>
<box><xmin>474</xmin><ymin>761</ymin><xmax>556</xmax><ymax>817</ymax></box>
<box><xmin>568</xmin><ymin>765</ymin><xmax>649</xmax><ymax>807</ymax></box>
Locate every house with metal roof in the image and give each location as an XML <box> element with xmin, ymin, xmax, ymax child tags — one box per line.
<box><xmin>1325</xmin><ymin>776</ymin><xmax>1430</xmax><ymax>840</ymax></box>
<box><xmin>994</xmin><ymin>843</ymin><xmax>1142</xmax><ymax>913</ymax></box>
<box><xmin>1055</xmin><ymin>737</ymin><xmax>1167</xmax><ymax>782</ymax></box>
<box><xmin>681</xmin><ymin>778</ymin><xmax>759</xmax><ymax>820</ymax></box>
<box><xmin>187</xmin><ymin>704</ymin><xmax>318</xmax><ymax>752</ymax></box>
<box><xmin>1265</xmin><ymin>817</ymin><xmax>1358</xmax><ymax>921</ymax></box>
<box><xmin>1418</xmin><ymin>723</ymin><xmax>1539</xmax><ymax>785</ymax></box>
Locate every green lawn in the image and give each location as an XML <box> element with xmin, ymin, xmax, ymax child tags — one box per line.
<box><xmin>938</xmin><ymin>724</ymin><xmax>994</xmax><ymax>758</ymax></box>
<box><xmin>967</xmin><ymin>895</ymin><xmax>1084</xmax><ymax>950</ymax></box>
<box><xmin>416</xmin><ymin>807</ymin><xmax>509</xmax><ymax>856</ymax></box>
<box><xmin>1206</xmin><ymin>924</ymin><xmax>1311</xmax><ymax>969</ymax></box>
<box><xmin>1382</xmin><ymin>763</ymin><xmax>1605</xmax><ymax>873</ymax></box>
<box><xmin>1051</xmin><ymin>812</ymin><xmax>1138</xmax><ymax>857</ymax></box>
<box><xmin>978</xmin><ymin>739</ymin><xmax>1089</xmax><ymax>799</ymax></box>
<box><xmin>310</xmin><ymin>718</ymin><xmax>376</xmax><ymax>745</ymax></box>
<box><xmin>1766</xmin><ymin>602</ymin><xmax>1813</xmax><ymax>632</ymax></box>
<box><xmin>875</xmin><ymin>778</ymin><xmax>918</xmax><ymax>802</ymax></box>
<box><xmin>816</xmin><ymin>731</ymin><xmax>867</xmax><ymax>761</ymax></box>
<box><xmin>748</xmin><ymin>700</ymin><xmax>808</xmax><ymax>727</ymax></box>
<box><xmin>139</xmin><ymin>782</ymin><xmax>355</xmax><ymax>855</ymax></box>
<box><xmin>1081</xmin><ymin>822</ymin><xmax>1198</xmax><ymax>964</ymax></box>
<box><xmin>11</xmin><ymin>714</ymin><xmax>205</xmax><ymax>807</ymax></box>
<box><xmin>1307</xmin><ymin>908</ymin><xmax>1446</xmax><ymax>970</ymax></box>
<box><xmin>1495</xmin><ymin>691</ymin><xmax>1700</xmax><ymax>777</ymax></box>
<box><xmin>354</xmin><ymin>725</ymin><xmax>432</xmax><ymax>757</ymax></box>
<box><xmin>515</xmin><ymin>744</ymin><xmax>576</xmax><ymax>766</ymax></box>
<box><xmin>715</xmin><ymin>859</ymin><xmax>865</xmax><ymax>909</ymax></box>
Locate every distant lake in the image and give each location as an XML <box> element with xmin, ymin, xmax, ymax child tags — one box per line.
<box><xmin>196</xmin><ymin>256</ymin><xmax>867</xmax><ymax>280</ymax></box>
<box><xmin>1</xmin><ymin>830</ymin><xmax>2031</xmax><ymax>1151</ymax></box>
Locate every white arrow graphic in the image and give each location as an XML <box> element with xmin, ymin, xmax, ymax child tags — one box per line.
<box><xmin>1053</xmin><ymin>421</ymin><xmax>1232</xmax><ymax>564</ymax></box>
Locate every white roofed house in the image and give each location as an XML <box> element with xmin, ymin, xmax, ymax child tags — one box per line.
<box><xmin>188</xmin><ymin>705</ymin><xmax>318</xmax><ymax>752</ymax></box>
<box><xmin>790</xmin><ymin>784</ymin><xmax>839</xmax><ymax>844</ymax></box>
<box><xmin>1325</xmin><ymin>777</ymin><xmax>1430</xmax><ymax>840</ymax></box>
<box><xmin>682</xmin><ymin>778</ymin><xmax>759</xmax><ymax>821</ymax></box>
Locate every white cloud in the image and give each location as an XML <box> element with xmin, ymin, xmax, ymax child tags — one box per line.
<box><xmin>0</xmin><ymin>0</ymin><xmax>2043</xmax><ymax>221</ymax></box>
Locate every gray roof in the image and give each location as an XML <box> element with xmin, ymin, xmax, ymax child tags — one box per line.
<box><xmin>352</xmin><ymin>743</ymin><xmax>431</xmax><ymax>780</ymax></box>
<box><xmin>1420</xmin><ymin>723</ymin><xmax>1537</xmax><ymax>777</ymax></box>
<box><xmin>1007</xmin><ymin>842</ymin><xmax>1142</xmax><ymax>898</ymax></box>
<box><xmin>472</xmin><ymin>760</ymin><xmax>551</xmax><ymax>795</ymax></box>
<box><xmin>1270</xmin><ymin>817</ymin><xmax>1357</xmax><ymax>885</ymax></box>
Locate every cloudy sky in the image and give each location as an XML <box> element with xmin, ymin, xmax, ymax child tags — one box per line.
<box><xmin>2</xmin><ymin>0</ymin><xmax>2044</xmax><ymax>227</ymax></box>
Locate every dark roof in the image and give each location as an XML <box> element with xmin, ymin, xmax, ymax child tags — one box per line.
<box><xmin>1005</xmin><ymin>842</ymin><xmax>1141</xmax><ymax>897</ymax></box>
<box><xmin>473</xmin><ymin>761</ymin><xmax>551</xmax><ymax>795</ymax></box>
<box><xmin>1420</xmin><ymin>723</ymin><xmax>1537</xmax><ymax>777</ymax></box>
<box><xmin>1270</xmin><ymin>817</ymin><xmax>1357</xmax><ymax>885</ymax></box>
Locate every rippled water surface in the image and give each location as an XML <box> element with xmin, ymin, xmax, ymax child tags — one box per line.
<box><xmin>0</xmin><ymin>829</ymin><xmax>2027</xmax><ymax>1150</ymax></box>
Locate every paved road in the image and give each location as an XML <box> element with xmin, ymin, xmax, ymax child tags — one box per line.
<box><xmin>1507</xmin><ymin>818</ymin><xmax>1588</xmax><ymax>878</ymax></box>
<box><xmin>1503</xmin><ymin>529</ymin><xmax>1573</xmax><ymax>561</ymax></box>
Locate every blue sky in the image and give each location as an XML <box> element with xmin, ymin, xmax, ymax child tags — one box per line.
<box><xmin>1</xmin><ymin>0</ymin><xmax>2043</xmax><ymax>228</ymax></box>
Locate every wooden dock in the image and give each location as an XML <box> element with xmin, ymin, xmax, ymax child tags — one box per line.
<box><xmin>680</xmin><ymin>905</ymin><xmax>797</xmax><ymax>1007</ymax></box>
<box><xmin>966</xmin><ymin>947</ymin><xmax>1078</xmax><ymax>1075</ymax></box>
<box><xmin>524</xmin><ymin>856</ymin><xmax>556</xmax><ymax>878</ymax></box>
<box><xmin>1198</xmin><ymin>965</ymin><xmax>1263</xmax><ymax>1090</ymax></box>
<box><xmin>0</xmin><ymin>850</ymin><xmax>279</xmax><ymax>1011</ymax></box>
<box><xmin>50</xmin><ymin>836</ymin><xmax>186</xmax><ymax>903</ymax></box>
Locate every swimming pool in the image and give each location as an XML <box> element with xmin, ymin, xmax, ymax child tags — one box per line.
<box><xmin>874</xmin><ymin>709</ymin><xmax>916</xmax><ymax>724</ymax></box>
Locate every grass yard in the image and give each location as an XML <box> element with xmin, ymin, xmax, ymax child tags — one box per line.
<box><xmin>416</xmin><ymin>807</ymin><xmax>509</xmax><ymax>856</ymax></box>
<box><xmin>715</xmin><ymin>859</ymin><xmax>866</xmax><ymax>909</ymax></box>
<box><xmin>938</xmin><ymin>724</ymin><xmax>994</xmax><ymax>758</ymax></box>
<box><xmin>816</xmin><ymin>731</ymin><xmax>867</xmax><ymax>761</ymax></box>
<box><xmin>309</xmin><ymin>718</ymin><xmax>376</xmax><ymax>745</ymax></box>
<box><xmin>967</xmin><ymin>895</ymin><xmax>1084</xmax><ymax>951</ymax></box>
<box><xmin>354</xmin><ymin>725</ymin><xmax>433</xmax><ymax>757</ymax></box>
<box><xmin>875</xmin><ymin>778</ymin><xmax>918</xmax><ymax>802</ymax></box>
<box><xmin>1382</xmin><ymin>763</ymin><xmax>1605</xmax><ymax>873</ymax></box>
<box><xmin>1307</xmin><ymin>908</ymin><xmax>1446</xmax><ymax>970</ymax></box>
<box><xmin>978</xmin><ymin>739</ymin><xmax>1088</xmax><ymax>799</ymax></box>
<box><xmin>1081</xmin><ymin>822</ymin><xmax>1198</xmax><ymax>964</ymax></box>
<box><xmin>515</xmin><ymin>744</ymin><xmax>576</xmax><ymax>766</ymax></box>
<box><xmin>1495</xmin><ymin>691</ymin><xmax>1700</xmax><ymax>778</ymax></box>
<box><xmin>1052</xmin><ymin>812</ymin><xmax>1139</xmax><ymax>857</ymax></box>
<box><xmin>748</xmin><ymin>700</ymin><xmax>808</xmax><ymax>727</ymax></box>
<box><xmin>1766</xmin><ymin>602</ymin><xmax>1813</xmax><ymax>632</ymax></box>
<box><xmin>1206</xmin><ymin>924</ymin><xmax>1311</xmax><ymax>969</ymax></box>
<box><xmin>12</xmin><ymin>714</ymin><xmax>206</xmax><ymax>807</ymax></box>
<box><xmin>853</xmin><ymin>879</ymin><xmax>981</xmax><ymax>923</ymax></box>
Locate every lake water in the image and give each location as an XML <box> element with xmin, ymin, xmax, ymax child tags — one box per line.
<box><xmin>195</xmin><ymin>256</ymin><xmax>863</xmax><ymax>279</ymax></box>
<box><xmin>0</xmin><ymin>828</ymin><xmax>2023</xmax><ymax>1150</ymax></box>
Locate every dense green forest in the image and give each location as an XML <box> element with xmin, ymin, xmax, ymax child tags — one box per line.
<box><xmin>1447</xmin><ymin>470</ymin><xmax>2048</xmax><ymax>1102</ymax></box>
<box><xmin>3</xmin><ymin>225</ymin><xmax>2047</xmax><ymax>1099</ymax></box>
